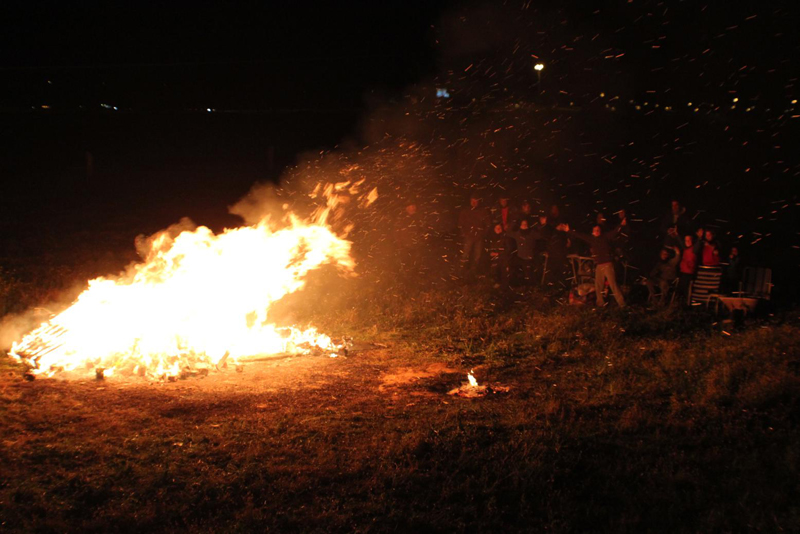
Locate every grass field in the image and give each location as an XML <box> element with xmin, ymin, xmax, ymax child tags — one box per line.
<box><xmin>1</xmin><ymin>277</ymin><xmax>799</xmax><ymax>533</ymax></box>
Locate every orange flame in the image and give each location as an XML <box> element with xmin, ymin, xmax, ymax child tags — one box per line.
<box><xmin>467</xmin><ymin>371</ymin><xmax>478</xmax><ymax>387</ymax></box>
<box><xmin>10</xmin><ymin>182</ymin><xmax>375</xmax><ymax>379</ymax></box>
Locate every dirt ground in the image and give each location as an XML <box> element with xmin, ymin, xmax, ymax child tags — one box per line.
<box><xmin>0</xmin><ymin>345</ymin><xmax>486</xmax><ymax>532</ymax></box>
<box><xmin>2</xmin><ymin>318</ymin><xmax>798</xmax><ymax>533</ymax></box>
<box><xmin>0</xmin><ymin>345</ymin><xmax>469</xmax><ymax>448</ymax></box>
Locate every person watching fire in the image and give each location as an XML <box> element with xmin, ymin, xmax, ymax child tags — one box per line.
<box><xmin>701</xmin><ymin>229</ymin><xmax>721</xmax><ymax>267</ymax></box>
<box><xmin>492</xmin><ymin>195</ymin><xmax>516</xmax><ymax>232</ymax></box>
<box><xmin>544</xmin><ymin>205</ymin><xmax>570</xmax><ymax>290</ymax></box>
<box><xmin>488</xmin><ymin>223</ymin><xmax>513</xmax><ymax>288</ymax></box>
<box><xmin>510</xmin><ymin>218</ymin><xmax>544</xmax><ymax>286</ymax></box>
<box><xmin>676</xmin><ymin>232</ymin><xmax>703</xmax><ymax>303</ymax></box>
<box><xmin>645</xmin><ymin>246</ymin><xmax>681</xmax><ymax>306</ymax></box>
<box><xmin>561</xmin><ymin>212</ymin><xmax>627</xmax><ymax>308</ymax></box>
<box><xmin>458</xmin><ymin>192</ymin><xmax>492</xmax><ymax>277</ymax></box>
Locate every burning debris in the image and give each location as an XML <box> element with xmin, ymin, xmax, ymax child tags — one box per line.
<box><xmin>8</xmin><ymin>182</ymin><xmax>373</xmax><ymax>381</ymax></box>
<box><xmin>448</xmin><ymin>371</ymin><xmax>510</xmax><ymax>398</ymax></box>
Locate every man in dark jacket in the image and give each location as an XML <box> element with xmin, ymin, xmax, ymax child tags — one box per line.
<box><xmin>545</xmin><ymin>208</ymin><xmax>570</xmax><ymax>291</ymax></box>
<box><xmin>488</xmin><ymin>223</ymin><xmax>514</xmax><ymax>287</ymax></box>
<box><xmin>722</xmin><ymin>246</ymin><xmax>742</xmax><ymax>294</ymax></box>
<box><xmin>458</xmin><ymin>192</ymin><xmax>492</xmax><ymax>275</ymax></box>
<box><xmin>564</xmin><ymin>216</ymin><xmax>627</xmax><ymax>307</ymax></box>
<box><xmin>510</xmin><ymin>218</ymin><xmax>543</xmax><ymax>285</ymax></box>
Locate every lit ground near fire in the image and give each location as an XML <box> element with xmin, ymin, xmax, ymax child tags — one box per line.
<box><xmin>1</xmin><ymin>287</ymin><xmax>799</xmax><ymax>533</ymax></box>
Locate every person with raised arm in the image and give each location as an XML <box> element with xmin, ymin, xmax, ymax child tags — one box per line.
<box><xmin>561</xmin><ymin>212</ymin><xmax>627</xmax><ymax>308</ymax></box>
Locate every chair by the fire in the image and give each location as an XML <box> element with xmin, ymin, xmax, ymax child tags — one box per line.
<box><xmin>740</xmin><ymin>266</ymin><xmax>772</xmax><ymax>301</ymax></box>
<box><xmin>567</xmin><ymin>254</ymin><xmax>595</xmax><ymax>287</ymax></box>
<box><xmin>688</xmin><ymin>266</ymin><xmax>723</xmax><ymax>308</ymax></box>
<box><xmin>647</xmin><ymin>277</ymin><xmax>679</xmax><ymax>306</ymax></box>
<box><xmin>715</xmin><ymin>266</ymin><xmax>772</xmax><ymax>317</ymax></box>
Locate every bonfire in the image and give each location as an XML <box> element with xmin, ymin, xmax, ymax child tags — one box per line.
<box><xmin>9</xmin><ymin>180</ymin><xmax>377</xmax><ymax>380</ymax></box>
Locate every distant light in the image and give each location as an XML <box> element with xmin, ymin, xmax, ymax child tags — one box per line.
<box><xmin>600</xmin><ymin>92</ymin><xmax>605</xmax><ymax>97</ymax></box>
<box><xmin>534</xmin><ymin>63</ymin><xmax>544</xmax><ymax>71</ymax></box>
<box><xmin>436</xmin><ymin>88</ymin><xmax>450</xmax><ymax>98</ymax></box>
<box><xmin>41</xmin><ymin>105</ymin><xmax>50</xmax><ymax>109</ymax></box>
<box><xmin>635</xmin><ymin>105</ymin><xmax>642</xmax><ymax>110</ymax></box>
<box><xmin>113</xmin><ymin>106</ymin><xmax>118</xmax><ymax>111</ymax></box>
<box><xmin>207</xmin><ymin>108</ymin><xmax>212</xmax><ymax>112</ymax></box>
<box><xmin>792</xmin><ymin>100</ymin><xmax>798</xmax><ymax>104</ymax></box>
<box><xmin>687</xmin><ymin>102</ymin><xmax>692</xmax><ymax>106</ymax></box>
<box><xmin>694</xmin><ymin>108</ymin><xmax>699</xmax><ymax>112</ymax></box>
<box><xmin>733</xmin><ymin>97</ymin><xmax>739</xmax><ymax>103</ymax></box>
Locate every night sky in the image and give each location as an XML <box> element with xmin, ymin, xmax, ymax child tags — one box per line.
<box><xmin>4</xmin><ymin>1</ymin><xmax>798</xmax><ymax>109</ymax></box>
<box><xmin>1</xmin><ymin>2</ymin><xmax>442</xmax><ymax>110</ymax></box>
<box><xmin>1</xmin><ymin>1</ymin><xmax>798</xmax><ymax>293</ymax></box>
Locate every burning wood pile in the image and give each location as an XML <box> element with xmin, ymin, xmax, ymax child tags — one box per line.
<box><xmin>9</xmin><ymin>181</ymin><xmax>375</xmax><ymax>381</ymax></box>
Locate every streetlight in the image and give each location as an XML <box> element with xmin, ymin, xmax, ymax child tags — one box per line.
<box><xmin>534</xmin><ymin>63</ymin><xmax>544</xmax><ymax>85</ymax></box>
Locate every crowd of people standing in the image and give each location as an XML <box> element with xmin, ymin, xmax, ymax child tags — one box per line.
<box><xmin>651</xmin><ymin>200</ymin><xmax>741</xmax><ymax>305</ymax></box>
<box><xmin>447</xmin><ymin>193</ymin><xmax>743</xmax><ymax>308</ymax></box>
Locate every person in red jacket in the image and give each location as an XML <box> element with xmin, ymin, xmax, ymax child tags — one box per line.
<box><xmin>679</xmin><ymin>234</ymin><xmax>700</xmax><ymax>275</ymax></box>
<box><xmin>492</xmin><ymin>195</ymin><xmax>516</xmax><ymax>232</ymax></box>
<box><xmin>701</xmin><ymin>229</ymin><xmax>721</xmax><ymax>266</ymax></box>
<box><xmin>677</xmin><ymin>233</ymin><xmax>703</xmax><ymax>301</ymax></box>
<box><xmin>562</xmin><ymin>214</ymin><xmax>627</xmax><ymax>308</ymax></box>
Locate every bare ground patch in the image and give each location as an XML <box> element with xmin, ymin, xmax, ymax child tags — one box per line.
<box><xmin>378</xmin><ymin>361</ymin><xmax>459</xmax><ymax>393</ymax></box>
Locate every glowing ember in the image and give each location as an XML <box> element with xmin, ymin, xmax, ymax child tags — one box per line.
<box><xmin>9</xmin><ymin>183</ymin><xmax>374</xmax><ymax>380</ymax></box>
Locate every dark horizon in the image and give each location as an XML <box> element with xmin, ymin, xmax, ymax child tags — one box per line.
<box><xmin>1</xmin><ymin>0</ymin><xmax>798</xmax><ymax>298</ymax></box>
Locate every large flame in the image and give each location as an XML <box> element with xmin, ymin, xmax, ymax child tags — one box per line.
<box><xmin>10</xmin><ymin>182</ymin><xmax>375</xmax><ymax>379</ymax></box>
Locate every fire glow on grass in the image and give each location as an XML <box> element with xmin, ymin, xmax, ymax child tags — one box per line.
<box><xmin>10</xmin><ymin>181</ymin><xmax>376</xmax><ymax>379</ymax></box>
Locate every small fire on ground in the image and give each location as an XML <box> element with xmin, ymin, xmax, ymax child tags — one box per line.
<box><xmin>448</xmin><ymin>370</ymin><xmax>510</xmax><ymax>398</ymax></box>
<box><xmin>10</xmin><ymin>180</ymin><xmax>376</xmax><ymax>380</ymax></box>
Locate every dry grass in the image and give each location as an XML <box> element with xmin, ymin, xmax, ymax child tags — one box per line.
<box><xmin>1</xmin><ymin>280</ymin><xmax>799</xmax><ymax>532</ymax></box>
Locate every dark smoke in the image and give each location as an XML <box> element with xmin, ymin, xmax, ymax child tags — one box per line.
<box><xmin>238</xmin><ymin>0</ymin><xmax>800</xmax><ymax>301</ymax></box>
